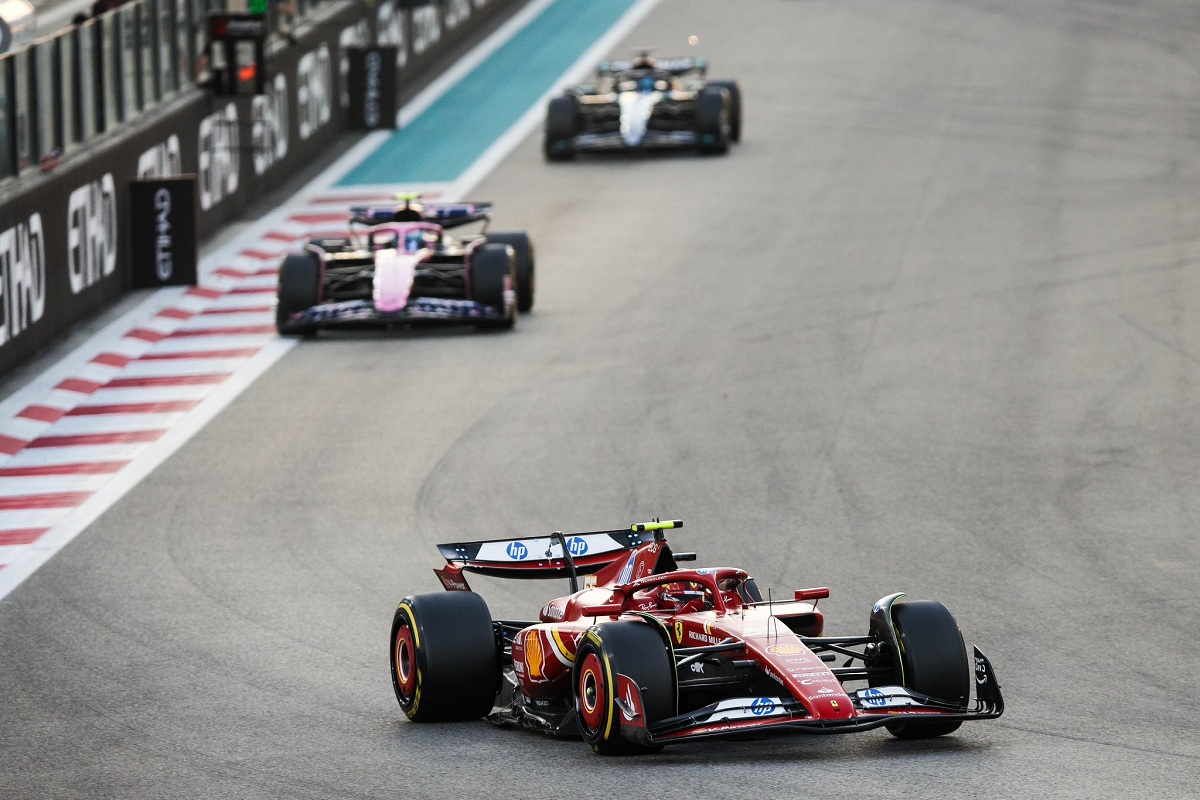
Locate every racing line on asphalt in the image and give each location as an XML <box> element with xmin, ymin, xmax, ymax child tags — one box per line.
<box><xmin>0</xmin><ymin>0</ymin><xmax>662</xmax><ymax>602</ymax></box>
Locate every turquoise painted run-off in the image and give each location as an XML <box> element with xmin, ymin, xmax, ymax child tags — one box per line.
<box><xmin>336</xmin><ymin>0</ymin><xmax>641</xmax><ymax>185</ymax></box>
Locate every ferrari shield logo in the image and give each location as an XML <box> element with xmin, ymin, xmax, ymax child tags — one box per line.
<box><xmin>674</xmin><ymin>621</ymin><xmax>684</xmax><ymax>643</ymax></box>
<box><xmin>526</xmin><ymin>631</ymin><xmax>545</xmax><ymax>680</ymax></box>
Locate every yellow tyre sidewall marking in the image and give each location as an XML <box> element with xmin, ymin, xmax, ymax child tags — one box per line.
<box><xmin>398</xmin><ymin>603</ymin><xmax>423</xmax><ymax>718</ymax></box>
<box><xmin>600</xmin><ymin>647</ymin><xmax>617</xmax><ymax>742</ymax></box>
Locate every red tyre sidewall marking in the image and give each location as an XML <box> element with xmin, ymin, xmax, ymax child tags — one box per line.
<box><xmin>394</xmin><ymin>624</ymin><xmax>416</xmax><ymax>699</ymax></box>
<box><xmin>578</xmin><ymin>651</ymin><xmax>606</xmax><ymax>734</ymax></box>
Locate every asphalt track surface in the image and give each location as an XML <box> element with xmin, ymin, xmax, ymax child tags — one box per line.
<box><xmin>2</xmin><ymin>0</ymin><xmax>1200</xmax><ymax>797</ymax></box>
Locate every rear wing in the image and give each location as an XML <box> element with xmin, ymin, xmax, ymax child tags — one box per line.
<box><xmin>433</xmin><ymin>520</ymin><xmax>683</xmax><ymax>588</ymax></box>
<box><xmin>348</xmin><ymin>201</ymin><xmax>493</xmax><ymax>229</ymax></box>
<box><xmin>597</xmin><ymin>56</ymin><xmax>707</xmax><ymax>76</ymax></box>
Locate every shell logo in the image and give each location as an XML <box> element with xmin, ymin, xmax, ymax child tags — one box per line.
<box><xmin>526</xmin><ymin>631</ymin><xmax>545</xmax><ymax>680</ymax></box>
<box><xmin>766</xmin><ymin>644</ymin><xmax>808</xmax><ymax>655</ymax></box>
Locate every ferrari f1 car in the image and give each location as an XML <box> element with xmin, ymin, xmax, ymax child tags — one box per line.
<box><xmin>275</xmin><ymin>197</ymin><xmax>534</xmax><ymax>335</ymax></box>
<box><xmin>389</xmin><ymin>520</ymin><xmax>1003</xmax><ymax>755</ymax></box>
<box><xmin>543</xmin><ymin>52</ymin><xmax>742</xmax><ymax>160</ymax></box>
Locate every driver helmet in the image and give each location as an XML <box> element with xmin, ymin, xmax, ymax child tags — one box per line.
<box><xmin>403</xmin><ymin>229</ymin><xmax>426</xmax><ymax>253</ymax></box>
<box><xmin>392</xmin><ymin>201</ymin><xmax>424</xmax><ymax>222</ymax></box>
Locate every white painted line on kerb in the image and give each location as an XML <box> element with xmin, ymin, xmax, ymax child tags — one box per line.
<box><xmin>0</xmin><ymin>339</ymin><xmax>295</xmax><ymax>595</ymax></box>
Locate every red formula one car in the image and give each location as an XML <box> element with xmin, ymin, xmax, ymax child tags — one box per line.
<box><xmin>389</xmin><ymin>520</ymin><xmax>1003</xmax><ymax>755</ymax></box>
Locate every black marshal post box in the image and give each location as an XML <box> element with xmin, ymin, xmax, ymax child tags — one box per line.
<box><xmin>129</xmin><ymin>177</ymin><xmax>199</xmax><ymax>288</ymax></box>
<box><xmin>347</xmin><ymin>47</ymin><xmax>399</xmax><ymax>130</ymax></box>
<box><xmin>208</xmin><ymin>12</ymin><xmax>269</xmax><ymax>95</ymax></box>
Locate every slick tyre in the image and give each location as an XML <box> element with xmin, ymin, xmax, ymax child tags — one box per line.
<box><xmin>574</xmin><ymin>622</ymin><xmax>675</xmax><ymax>756</ymax></box>
<box><xmin>469</xmin><ymin>244</ymin><xmax>517</xmax><ymax>330</ymax></box>
<box><xmin>390</xmin><ymin>592</ymin><xmax>500</xmax><ymax>722</ymax></box>
<box><xmin>485</xmin><ymin>231</ymin><xmax>535</xmax><ymax>312</ymax></box>
<box><xmin>695</xmin><ymin>87</ymin><xmax>731</xmax><ymax>155</ymax></box>
<box><xmin>544</xmin><ymin>95</ymin><xmax>579</xmax><ymax>161</ymax></box>
<box><xmin>875</xmin><ymin>600</ymin><xmax>970</xmax><ymax>739</ymax></box>
<box><xmin>276</xmin><ymin>252</ymin><xmax>322</xmax><ymax>336</ymax></box>
<box><xmin>706</xmin><ymin>80</ymin><xmax>742</xmax><ymax>142</ymax></box>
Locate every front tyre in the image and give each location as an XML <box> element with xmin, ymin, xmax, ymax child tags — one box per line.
<box><xmin>485</xmin><ymin>231</ymin><xmax>535</xmax><ymax>312</ymax></box>
<box><xmin>874</xmin><ymin>600</ymin><xmax>970</xmax><ymax>739</ymax></box>
<box><xmin>695</xmin><ymin>87</ymin><xmax>731</xmax><ymax>155</ymax></box>
<box><xmin>544</xmin><ymin>95</ymin><xmax>579</xmax><ymax>161</ymax></box>
<box><xmin>705</xmin><ymin>80</ymin><xmax>742</xmax><ymax>142</ymax></box>
<box><xmin>574</xmin><ymin>622</ymin><xmax>675</xmax><ymax>755</ymax></box>
<box><xmin>276</xmin><ymin>252</ymin><xmax>322</xmax><ymax>336</ymax></box>
<box><xmin>390</xmin><ymin>592</ymin><xmax>500</xmax><ymax>722</ymax></box>
<box><xmin>468</xmin><ymin>244</ymin><xmax>517</xmax><ymax>330</ymax></box>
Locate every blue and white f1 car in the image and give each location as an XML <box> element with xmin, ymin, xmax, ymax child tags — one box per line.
<box><xmin>544</xmin><ymin>52</ymin><xmax>742</xmax><ymax>160</ymax></box>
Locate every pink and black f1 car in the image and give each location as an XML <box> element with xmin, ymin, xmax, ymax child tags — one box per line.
<box><xmin>275</xmin><ymin>197</ymin><xmax>534</xmax><ymax>335</ymax></box>
<box><xmin>389</xmin><ymin>520</ymin><xmax>1003</xmax><ymax>755</ymax></box>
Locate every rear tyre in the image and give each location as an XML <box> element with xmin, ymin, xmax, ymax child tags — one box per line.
<box><xmin>276</xmin><ymin>252</ymin><xmax>322</xmax><ymax>336</ymax></box>
<box><xmin>544</xmin><ymin>95</ymin><xmax>579</xmax><ymax>161</ymax></box>
<box><xmin>485</xmin><ymin>231</ymin><xmax>535</xmax><ymax>312</ymax></box>
<box><xmin>574</xmin><ymin>622</ymin><xmax>675</xmax><ymax>755</ymax></box>
<box><xmin>390</xmin><ymin>592</ymin><xmax>500</xmax><ymax>722</ymax></box>
<box><xmin>873</xmin><ymin>600</ymin><xmax>970</xmax><ymax>739</ymax></box>
<box><xmin>469</xmin><ymin>244</ymin><xmax>517</xmax><ymax>330</ymax></box>
<box><xmin>695</xmin><ymin>87</ymin><xmax>730</xmax><ymax>155</ymax></box>
<box><xmin>705</xmin><ymin>80</ymin><xmax>742</xmax><ymax>142</ymax></box>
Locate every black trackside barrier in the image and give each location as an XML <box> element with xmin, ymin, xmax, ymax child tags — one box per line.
<box><xmin>129</xmin><ymin>177</ymin><xmax>199</xmax><ymax>288</ymax></box>
<box><xmin>0</xmin><ymin>0</ymin><xmax>532</xmax><ymax>378</ymax></box>
<box><xmin>347</xmin><ymin>48</ymin><xmax>399</xmax><ymax>130</ymax></box>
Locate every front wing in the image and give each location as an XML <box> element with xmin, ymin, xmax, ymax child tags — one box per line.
<box><xmin>572</xmin><ymin>130</ymin><xmax>699</xmax><ymax>151</ymax></box>
<box><xmin>286</xmin><ymin>298</ymin><xmax>506</xmax><ymax>327</ymax></box>
<box><xmin>641</xmin><ymin>647</ymin><xmax>1004</xmax><ymax>744</ymax></box>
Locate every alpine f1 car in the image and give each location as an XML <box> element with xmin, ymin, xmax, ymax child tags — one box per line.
<box><xmin>389</xmin><ymin>520</ymin><xmax>1003</xmax><ymax>755</ymax></box>
<box><xmin>543</xmin><ymin>52</ymin><xmax>742</xmax><ymax>160</ymax></box>
<box><xmin>275</xmin><ymin>197</ymin><xmax>534</xmax><ymax>335</ymax></box>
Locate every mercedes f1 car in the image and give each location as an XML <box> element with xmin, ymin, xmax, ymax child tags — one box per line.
<box><xmin>389</xmin><ymin>520</ymin><xmax>1003</xmax><ymax>755</ymax></box>
<box><xmin>543</xmin><ymin>53</ymin><xmax>742</xmax><ymax>160</ymax></box>
<box><xmin>275</xmin><ymin>197</ymin><xmax>534</xmax><ymax>335</ymax></box>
